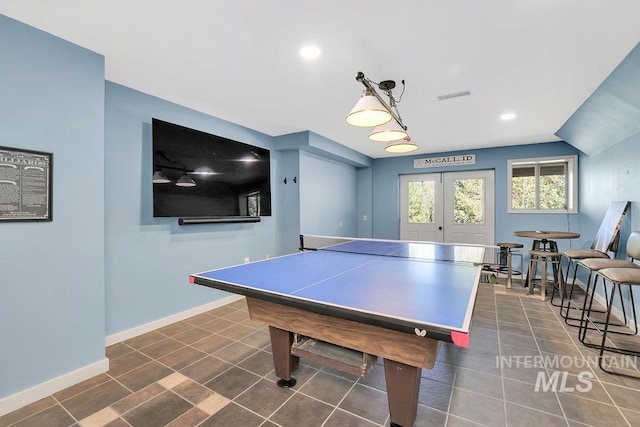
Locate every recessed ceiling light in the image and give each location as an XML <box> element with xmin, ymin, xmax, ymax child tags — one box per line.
<box><xmin>300</xmin><ymin>45</ymin><xmax>320</xmax><ymax>61</ymax></box>
<box><xmin>500</xmin><ymin>112</ymin><xmax>516</xmax><ymax>121</ymax></box>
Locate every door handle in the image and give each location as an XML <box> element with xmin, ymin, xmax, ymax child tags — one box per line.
<box><xmin>438</xmin><ymin>226</ymin><xmax>443</xmax><ymax>230</ymax></box>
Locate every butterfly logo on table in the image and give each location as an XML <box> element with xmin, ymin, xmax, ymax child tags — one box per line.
<box><xmin>414</xmin><ymin>328</ymin><xmax>427</xmax><ymax>337</ymax></box>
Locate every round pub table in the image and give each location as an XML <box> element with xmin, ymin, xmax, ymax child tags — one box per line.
<box><xmin>514</xmin><ymin>230</ymin><xmax>580</xmax><ymax>287</ymax></box>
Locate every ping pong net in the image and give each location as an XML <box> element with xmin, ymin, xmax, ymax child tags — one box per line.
<box><xmin>299</xmin><ymin>234</ymin><xmax>487</xmax><ymax>265</ymax></box>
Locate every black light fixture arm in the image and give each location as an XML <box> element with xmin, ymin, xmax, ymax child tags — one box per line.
<box><xmin>355</xmin><ymin>71</ymin><xmax>407</xmax><ymax>131</ymax></box>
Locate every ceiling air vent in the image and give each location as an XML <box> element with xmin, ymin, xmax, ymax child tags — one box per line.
<box><xmin>437</xmin><ymin>91</ymin><xmax>471</xmax><ymax>101</ymax></box>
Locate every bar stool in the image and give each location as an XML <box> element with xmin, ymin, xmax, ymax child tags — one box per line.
<box><xmin>592</xmin><ymin>267</ymin><xmax>640</xmax><ymax>377</ymax></box>
<box><xmin>577</xmin><ymin>232</ymin><xmax>640</xmax><ymax>347</ymax></box>
<box><xmin>561</xmin><ymin>201</ymin><xmax>630</xmax><ymax>294</ymax></box>
<box><xmin>496</xmin><ymin>242</ymin><xmax>524</xmax><ymax>289</ymax></box>
<box><xmin>577</xmin><ymin>258</ymin><xmax>636</xmax><ymax>347</ymax></box>
<box><xmin>569</xmin><ymin>257</ymin><xmax>637</xmax><ymax>330</ymax></box>
<box><xmin>528</xmin><ymin>250</ymin><xmax>564</xmax><ymax>301</ymax></box>
<box><xmin>562</xmin><ymin>248</ymin><xmax>609</xmax><ymax>292</ymax></box>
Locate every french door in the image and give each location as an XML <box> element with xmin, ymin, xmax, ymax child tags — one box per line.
<box><xmin>399</xmin><ymin>170</ymin><xmax>495</xmax><ymax>246</ymax></box>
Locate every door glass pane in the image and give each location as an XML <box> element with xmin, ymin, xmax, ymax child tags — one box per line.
<box><xmin>408</xmin><ymin>181</ymin><xmax>434</xmax><ymax>223</ymax></box>
<box><xmin>540</xmin><ymin>163</ymin><xmax>566</xmax><ymax>209</ymax></box>
<box><xmin>512</xmin><ymin>166</ymin><xmax>536</xmax><ymax>209</ymax></box>
<box><xmin>453</xmin><ymin>178</ymin><xmax>484</xmax><ymax>224</ymax></box>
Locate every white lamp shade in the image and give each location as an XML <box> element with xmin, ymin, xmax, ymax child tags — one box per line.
<box><xmin>345</xmin><ymin>91</ymin><xmax>392</xmax><ymax>127</ymax></box>
<box><xmin>176</xmin><ymin>174</ymin><xmax>196</xmax><ymax>187</ymax></box>
<box><xmin>152</xmin><ymin>171</ymin><xmax>171</xmax><ymax>184</ymax></box>
<box><xmin>385</xmin><ymin>136</ymin><xmax>418</xmax><ymax>154</ymax></box>
<box><xmin>368</xmin><ymin>120</ymin><xmax>408</xmax><ymax>142</ymax></box>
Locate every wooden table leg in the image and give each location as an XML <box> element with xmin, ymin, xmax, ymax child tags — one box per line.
<box><xmin>524</xmin><ymin>240</ymin><xmax>541</xmax><ymax>287</ymax></box>
<box><xmin>384</xmin><ymin>359</ymin><xmax>421</xmax><ymax>427</ymax></box>
<box><xmin>549</xmin><ymin>241</ymin><xmax>563</xmax><ymax>294</ymax></box>
<box><xmin>268</xmin><ymin>326</ymin><xmax>299</xmax><ymax>387</ymax></box>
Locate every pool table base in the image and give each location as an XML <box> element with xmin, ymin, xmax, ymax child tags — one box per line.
<box><xmin>247</xmin><ymin>297</ymin><xmax>440</xmax><ymax>427</ymax></box>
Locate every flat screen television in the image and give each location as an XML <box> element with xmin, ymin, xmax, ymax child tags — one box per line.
<box><xmin>152</xmin><ymin>118</ymin><xmax>271</xmax><ymax>221</ymax></box>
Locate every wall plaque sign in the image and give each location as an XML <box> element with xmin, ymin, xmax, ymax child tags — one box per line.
<box><xmin>0</xmin><ymin>146</ymin><xmax>52</xmax><ymax>222</ymax></box>
<box><xmin>414</xmin><ymin>154</ymin><xmax>476</xmax><ymax>168</ymax></box>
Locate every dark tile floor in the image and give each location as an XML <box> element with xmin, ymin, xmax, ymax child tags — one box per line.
<box><xmin>2</xmin><ymin>281</ymin><xmax>640</xmax><ymax>427</ymax></box>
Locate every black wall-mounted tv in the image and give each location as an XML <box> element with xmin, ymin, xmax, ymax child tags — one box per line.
<box><xmin>152</xmin><ymin>118</ymin><xmax>271</xmax><ymax>221</ymax></box>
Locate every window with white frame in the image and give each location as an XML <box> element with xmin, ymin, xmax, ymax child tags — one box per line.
<box><xmin>508</xmin><ymin>155</ymin><xmax>578</xmax><ymax>214</ymax></box>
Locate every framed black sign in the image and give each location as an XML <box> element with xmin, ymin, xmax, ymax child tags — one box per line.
<box><xmin>0</xmin><ymin>146</ymin><xmax>53</xmax><ymax>222</ymax></box>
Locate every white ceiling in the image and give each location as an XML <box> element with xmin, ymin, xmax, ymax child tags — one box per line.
<box><xmin>2</xmin><ymin>1</ymin><xmax>640</xmax><ymax>158</ymax></box>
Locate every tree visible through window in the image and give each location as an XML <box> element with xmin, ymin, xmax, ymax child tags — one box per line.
<box><xmin>539</xmin><ymin>164</ymin><xmax>566</xmax><ymax>209</ymax></box>
<box><xmin>407</xmin><ymin>178</ymin><xmax>485</xmax><ymax>224</ymax></box>
<box><xmin>453</xmin><ymin>178</ymin><xmax>484</xmax><ymax>224</ymax></box>
<box><xmin>508</xmin><ymin>156</ymin><xmax>577</xmax><ymax>213</ymax></box>
<box><xmin>408</xmin><ymin>181</ymin><xmax>434</xmax><ymax>223</ymax></box>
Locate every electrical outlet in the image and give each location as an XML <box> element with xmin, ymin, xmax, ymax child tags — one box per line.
<box><xmin>339</xmin><ymin>220</ymin><xmax>343</xmax><ymax>228</ymax></box>
<box><xmin>265</xmin><ymin>254</ymin><xmax>270</xmax><ymax>259</ymax></box>
<box><xmin>244</xmin><ymin>257</ymin><xmax>250</xmax><ymax>264</ymax></box>
<box><xmin>362</xmin><ymin>215</ymin><xmax>368</xmax><ymax>221</ymax></box>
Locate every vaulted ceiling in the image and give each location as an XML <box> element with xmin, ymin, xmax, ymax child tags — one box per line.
<box><xmin>557</xmin><ymin>42</ymin><xmax>640</xmax><ymax>156</ymax></box>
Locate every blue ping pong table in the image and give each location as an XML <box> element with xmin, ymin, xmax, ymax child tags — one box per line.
<box><xmin>190</xmin><ymin>237</ymin><xmax>486</xmax><ymax>427</ymax></box>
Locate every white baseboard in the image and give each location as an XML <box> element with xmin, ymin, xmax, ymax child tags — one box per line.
<box><xmin>0</xmin><ymin>358</ymin><xmax>109</xmax><ymax>417</ymax></box>
<box><xmin>105</xmin><ymin>294</ymin><xmax>244</xmax><ymax>346</ymax></box>
<box><xmin>0</xmin><ymin>296</ymin><xmax>244</xmax><ymax>418</ymax></box>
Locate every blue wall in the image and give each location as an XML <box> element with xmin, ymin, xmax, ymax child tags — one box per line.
<box><xmin>274</xmin><ymin>149</ymin><xmax>301</xmax><ymax>255</ymax></box>
<box><xmin>369</xmin><ymin>142</ymin><xmax>581</xmax><ymax>252</ymax></box>
<box><xmin>556</xmin><ymin>42</ymin><xmax>640</xmax><ymax>316</ymax></box>
<box><xmin>357</xmin><ymin>167</ymin><xmax>374</xmax><ymax>238</ymax></box>
<box><xmin>580</xmin><ymin>136</ymin><xmax>639</xmax><ymax>242</ymax></box>
<box><xmin>300</xmin><ymin>151</ymin><xmax>358</xmax><ymax>237</ymax></box>
<box><xmin>0</xmin><ymin>16</ymin><xmax>106</xmax><ymax>398</ymax></box>
<box><xmin>273</xmin><ymin>131</ymin><xmax>370</xmax><ymax>250</ymax></box>
<box><xmin>577</xmin><ymin>132</ymin><xmax>639</xmax><ymax>314</ymax></box>
<box><xmin>104</xmin><ymin>82</ymin><xmax>278</xmax><ymax>334</ymax></box>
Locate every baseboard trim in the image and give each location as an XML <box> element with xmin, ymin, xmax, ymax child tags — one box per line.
<box><xmin>105</xmin><ymin>294</ymin><xmax>244</xmax><ymax>346</ymax></box>
<box><xmin>0</xmin><ymin>358</ymin><xmax>109</xmax><ymax>417</ymax></box>
<box><xmin>0</xmin><ymin>296</ymin><xmax>245</xmax><ymax>418</ymax></box>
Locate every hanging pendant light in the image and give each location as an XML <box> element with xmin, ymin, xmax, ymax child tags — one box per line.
<box><xmin>345</xmin><ymin>71</ymin><xmax>418</xmax><ymax>154</ymax></box>
<box><xmin>384</xmin><ymin>136</ymin><xmax>418</xmax><ymax>154</ymax></box>
<box><xmin>345</xmin><ymin>88</ymin><xmax>392</xmax><ymax>127</ymax></box>
<box><xmin>369</xmin><ymin>120</ymin><xmax>408</xmax><ymax>142</ymax></box>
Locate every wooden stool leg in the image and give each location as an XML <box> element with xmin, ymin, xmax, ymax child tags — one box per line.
<box><xmin>525</xmin><ymin>240</ymin><xmax>542</xmax><ymax>286</ymax></box>
<box><xmin>556</xmin><ymin>260</ymin><xmax>565</xmax><ymax>300</ymax></box>
<box><xmin>517</xmin><ymin>253</ymin><xmax>524</xmax><ymax>287</ymax></box>
<box><xmin>528</xmin><ymin>257</ymin><xmax>536</xmax><ymax>295</ymax></box>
